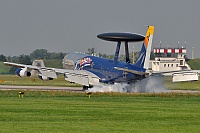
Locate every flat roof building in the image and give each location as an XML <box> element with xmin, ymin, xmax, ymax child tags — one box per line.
<box><xmin>150</xmin><ymin>47</ymin><xmax>191</xmax><ymax>72</ymax></box>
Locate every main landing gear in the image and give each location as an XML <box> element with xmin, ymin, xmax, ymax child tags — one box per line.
<box><xmin>83</xmin><ymin>85</ymin><xmax>93</xmax><ymax>91</ymax></box>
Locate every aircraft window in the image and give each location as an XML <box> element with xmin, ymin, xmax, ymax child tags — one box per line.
<box><xmin>168</xmin><ymin>64</ymin><xmax>170</xmax><ymax>67</ymax></box>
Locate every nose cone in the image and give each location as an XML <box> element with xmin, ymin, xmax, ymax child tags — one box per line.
<box><xmin>97</xmin><ymin>32</ymin><xmax>145</xmax><ymax>42</ymax></box>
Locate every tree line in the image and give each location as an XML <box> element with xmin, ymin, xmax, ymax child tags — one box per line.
<box><xmin>0</xmin><ymin>49</ymin><xmax>67</xmax><ymax>74</ymax></box>
<box><xmin>0</xmin><ymin>48</ymin><xmax>152</xmax><ymax>64</ymax></box>
<box><xmin>0</xmin><ymin>49</ymin><xmax>67</xmax><ymax>64</ymax></box>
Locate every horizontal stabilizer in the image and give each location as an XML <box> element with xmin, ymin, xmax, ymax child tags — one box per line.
<box><xmin>114</xmin><ymin>67</ymin><xmax>149</xmax><ymax>76</ymax></box>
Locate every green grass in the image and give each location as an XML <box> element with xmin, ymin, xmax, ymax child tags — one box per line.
<box><xmin>0</xmin><ymin>75</ymin><xmax>82</xmax><ymax>87</ymax></box>
<box><xmin>187</xmin><ymin>58</ymin><xmax>200</xmax><ymax>70</ymax></box>
<box><xmin>163</xmin><ymin>76</ymin><xmax>200</xmax><ymax>90</ymax></box>
<box><xmin>0</xmin><ymin>62</ymin><xmax>11</xmax><ymax>74</ymax></box>
<box><xmin>0</xmin><ymin>91</ymin><xmax>200</xmax><ymax>133</ymax></box>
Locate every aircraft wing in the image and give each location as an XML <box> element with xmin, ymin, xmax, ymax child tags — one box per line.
<box><xmin>152</xmin><ymin>69</ymin><xmax>193</xmax><ymax>76</ymax></box>
<box><xmin>152</xmin><ymin>69</ymin><xmax>199</xmax><ymax>82</ymax></box>
<box><xmin>4</xmin><ymin>62</ymin><xmax>38</xmax><ymax>69</ymax></box>
<box><xmin>114</xmin><ymin>66</ymin><xmax>198</xmax><ymax>78</ymax></box>
<box><xmin>4</xmin><ymin>62</ymin><xmax>100</xmax><ymax>86</ymax></box>
<box><xmin>4</xmin><ymin>61</ymin><xmax>81</xmax><ymax>74</ymax></box>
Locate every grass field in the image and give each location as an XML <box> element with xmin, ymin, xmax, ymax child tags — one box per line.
<box><xmin>0</xmin><ymin>75</ymin><xmax>82</xmax><ymax>87</ymax></box>
<box><xmin>1</xmin><ymin>74</ymin><xmax>200</xmax><ymax>90</ymax></box>
<box><xmin>164</xmin><ymin>76</ymin><xmax>200</xmax><ymax>90</ymax></box>
<box><xmin>0</xmin><ymin>91</ymin><xmax>200</xmax><ymax>133</ymax></box>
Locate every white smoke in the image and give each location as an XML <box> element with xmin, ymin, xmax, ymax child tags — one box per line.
<box><xmin>132</xmin><ymin>76</ymin><xmax>166</xmax><ymax>93</ymax></box>
<box><xmin>88</xmin><ymin>83</ymin><xmax>128</xmax><ymax>92</ymax></box>
<box><xmin>88</xmin><ymin>76</ymin><xmax>165</xmax><ymax>93</ymax></box>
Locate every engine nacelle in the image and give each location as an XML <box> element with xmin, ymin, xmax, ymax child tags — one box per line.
<box><xmin>15</xmin><ymin>68</ymin><xmax>31</xmax><ymax>77</ymax></box>
<box><xmin>38</xmin><ymin>75</ymin><xmax>53</xmax><ymax>81</ymax></box>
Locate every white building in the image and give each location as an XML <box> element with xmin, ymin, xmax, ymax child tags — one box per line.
<box><xmin>149</xmin><ymin>47</ymin><xmax>199</xmax><ymax>82</ymax></box>
<box><xmin>150</xmin><ymin>47</ymin><xmax>191</xmax><ymax>72</ymax></box>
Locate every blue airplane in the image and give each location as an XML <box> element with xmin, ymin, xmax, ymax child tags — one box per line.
<box><xmin>4</xmin><ymin>26</ymin><xmax>154</xmax><ymax>90</ymax></box>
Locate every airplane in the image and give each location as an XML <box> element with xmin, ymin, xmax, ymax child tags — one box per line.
<box><xmin>4</xmin><ymin>26</ymin><xmax>155</xmax><ymax>90</ymax></box>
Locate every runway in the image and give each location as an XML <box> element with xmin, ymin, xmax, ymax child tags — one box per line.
<box><xmin>0</xmin><ymin>85</ymin><xmax>83</xmax><ymax>92</ymax></box>
<box><xmin>0</xmin><ymin>85</ymin><xmax>199</xmax><ymax>94</ymax></box>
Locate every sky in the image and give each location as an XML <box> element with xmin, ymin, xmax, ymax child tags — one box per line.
<box><xmin>0</xmin><ymin>0</ymin><xmax>200</xmax><ymax>58</ymax></box>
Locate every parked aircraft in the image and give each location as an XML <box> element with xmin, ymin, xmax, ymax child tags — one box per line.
<box><xmin>4</xmin><ymin>26</ymin><xmax>155</xmax><ymax>90</ymax></box>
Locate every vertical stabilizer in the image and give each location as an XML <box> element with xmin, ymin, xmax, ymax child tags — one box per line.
<box><xmin>134</xmin><ymin>26</ymin><xmax>154</xmax><ymax>69</ymax></box>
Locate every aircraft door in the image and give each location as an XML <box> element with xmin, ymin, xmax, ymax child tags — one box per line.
<box><xmin>123</xmin><ymin>67</ymin><xmax>128</xmax><ymax>79</ymax></box>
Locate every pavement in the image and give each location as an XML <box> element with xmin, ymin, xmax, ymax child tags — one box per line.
<box><xmin>0</xmin><ymin>85</ymin><xmax>199</xmax><ymax>94</ymax></box>
<box><xmin>0</xmin><ymin>85</ymin><xmax>83</xmax><ymax>92</ymax></box>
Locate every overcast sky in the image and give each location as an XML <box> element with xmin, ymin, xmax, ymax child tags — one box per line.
<box><xmin>0</xmin><ymin>0</ymin><xmax>200</xmax><ymax>58</ymax></box>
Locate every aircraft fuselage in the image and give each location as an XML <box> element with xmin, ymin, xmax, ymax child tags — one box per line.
<box><xmin>74</xmin><ymin>55</ymin><xmax>146</xmax><ymax>84</ymax></box>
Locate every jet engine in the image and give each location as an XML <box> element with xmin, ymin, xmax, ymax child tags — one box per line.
<box><xmin>15</xmin><ymin>68</ymin><xmax>31</xmax><ymax>77</ymax></box>
<box><xmin>38</xmin><ymin>75</ymin><xmax>53</xmax><ymax>81</ymax></box>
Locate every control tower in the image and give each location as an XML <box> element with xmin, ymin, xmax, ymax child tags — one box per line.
<box><xmin>149</xmin><ymin>47</ymin><xmax>191</xmax><ymax>72</ymax></box>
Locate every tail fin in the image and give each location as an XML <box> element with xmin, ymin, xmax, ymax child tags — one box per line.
<box><xmin>134</xmin><ymin>26</ymin><xmax>154</xmax><ymax>69</ymax></box>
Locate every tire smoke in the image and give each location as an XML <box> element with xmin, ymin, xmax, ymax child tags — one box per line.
<box><xmin>88</xmin><ymin>76</ymin><xmax>165</xmax><ymax>93</ymax></box>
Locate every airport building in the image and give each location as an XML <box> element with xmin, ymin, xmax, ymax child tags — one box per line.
<box><xmin>149</xmin><ymin>47</ymin><xmax>199</xmax><ymax>82</ymax></box>
<box><xmin>149</xmin><ymin>47</ymin><xmax>191</xmax><ymax>72</ymax></box>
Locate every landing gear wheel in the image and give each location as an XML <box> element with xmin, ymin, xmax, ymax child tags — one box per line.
<box><xmin>83</xmin><ymin>85</ymin><xmax>88</xmax><ymax>91</ymax></box>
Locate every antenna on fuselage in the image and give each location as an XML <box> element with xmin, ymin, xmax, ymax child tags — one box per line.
<box><xmin>97</xmin><ymin>32</ymin><xmax>145</xmax><ymax>64</ymax></box>
<box><xmin>125</xmin><ymin>41</ymin><xmax>130</xmax><ymax>63</ymax></box>
<box><xmin>114</xmin><ymin>41</ymin><xmax>121</xmax><ymax>63</ymax></box>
